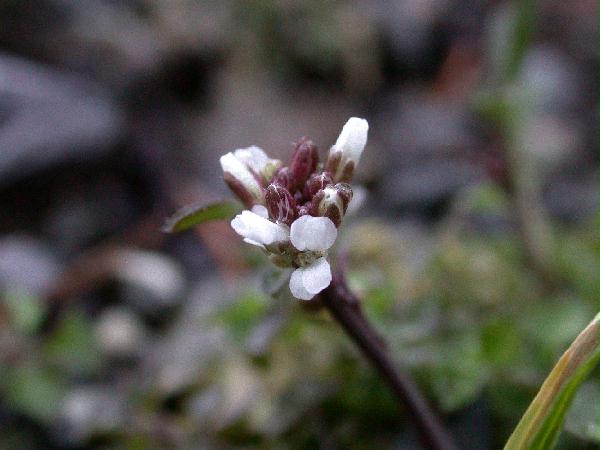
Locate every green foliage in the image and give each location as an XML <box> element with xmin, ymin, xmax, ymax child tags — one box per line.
<box><xmin>1</xmin><ymin>210</ymin><xmax>597</xmax><ymax>448</ymax></box>
<box><xmin>504</xmin><ymin>314</ymin><xmax>599</xmax><ymax>450</ymax></box>
<box><xmin>361</xmin><ymin>281</ymin><xmax>396</xmax><ymax>329</ymax></box>
<box><xmin>505</xmin><ymin>0</ymin><xmax>535</xmax><ymax>82</ymax></box>
<box><xmin>162</xmin><ymin>201</ymin><xmax>240</xmax><ymax>233</ymax></box>
<box><xmin>420</xmin><ymin>330</ymin><xmax>491</xmax><ymax>412</ymax></box>
<box><xmin>467</xmin><ymin>182</ymin><xmax>511</xmax><ymax>216</ymax></box>
<box><xmin>482</xmin><ymin>318</ymin><xmax>522</xmax><ymax>367</ymax></box>
<box><xmin>215</xmin><ymin>291</ymin><xmax>270</xmax><ymax>344</ymax></box>
<box><xmin>4</xmin><ymin>364</ymin><xmax>65</xmax><ymax>422</ymax></box>
<box><xmin>44</xmin><ymin>310</ymin><xmax>102</xmax><ymax>375</ymax></box>
<box><xmin>522</xmin><ymin>297</ymin><xmax>595</xmax><ymax>367</ymax></box>
<box><xmin>553</xmin><ymin>226</ymin><xmax>600</xmax><ymax>300</ymax></box>
<box><xmin>486</xmin><ymin>0</ymin><xmax>535</xmax><ymax>85</ymax></box>
<box><xmin>3</xmin><ymin>289</ymin><xmax>46</xmax><ymax>334</ymax></box>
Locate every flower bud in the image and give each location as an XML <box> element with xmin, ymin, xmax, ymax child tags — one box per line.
<box><xmin>289</xmin><ymin>138</ymin><xmax>318</xmax><ymax>189</ymax></box>
<box><xmin>304</xmin><ymin>172</ymin><xmax>333</xmax><ymax>198</ymax></box>
<box><xmin>271</xmin><ymin>166</ymin><xmax>295</xmax><ymax>192</ymax></box>
<box><xmin>312</xmin><ymin>183</ymin><xmax>353</xmax><ymax>227</ymax></box>
<box><xmin>265</xmin><ymin>184</ymin><xmax>297</xmax><ymax>226</ymax></box>
<box><xmin>220</xmin><ymin>152</ymin><xmax>264</xmax><ymax>207</ymax></box>
<box><xmin>333</xmin><ymin>183</ymin><xmax>353</xmax><ymax>213</ymax></box>
<box><xmin>293</xmin><ymin>190</ymin><xmax>304</xmax><ymax>204</ymax></box>
<box><xmin>325</xmin><ymin>117</ymin><xmax>368</xmax><ymax>183</ymax></box>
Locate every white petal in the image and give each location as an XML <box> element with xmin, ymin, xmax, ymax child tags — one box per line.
<box><xmin>251</xmin><ymin>204</ymin><xmax>269</xmax><ymax>218</ymax></box>
<box><xmin>302</xmin><ymin>257</ymin><xmax>332</xmax><ymax>294</ymax></box>
<box><xmin>289</xmin><ymin>258</ymin><xmax>332</xmax><ymax>300</ymax></box>
<box><xmin>333</xmin><ymin>117</ymin><xmax>369</xmax><ymax>164</ymax></box>
<box><xmin>289</xmin><ymin>268</ymin><xmax>313</xmax><ymax>300</ymax></box>
<box><xmin>231</xmin><ymin>210</ymin><xmax>289</xmax><ymax>245</ymax></box>
<box><xmin>290</xmin><ymin>216</ymin><xmax>337</xmax><ymax>251</ymax></box>
<box><xmin>233</xmin><ymin>146</ymin><xmax>269</xmax><ymax>173</ymax></box>
<box><xmin>243</xmin><ymin>238</ymin><xmax>266</xmax><ymax>249</ymax></box>
<box><xmin>220</xmin><ymin>152</ymin><xmax>262</xmax><ymax>196</ymax></box>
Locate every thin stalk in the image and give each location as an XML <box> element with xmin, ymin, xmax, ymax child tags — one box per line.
<box><xmin>320</xmin><ymin>271</ymin><xmax>456</xmax><ymax>450</ymax></box>
<box><xmin>503</xmin><ymin>122</ymin><xmax>553</xmax><ymax>279</ymax></box>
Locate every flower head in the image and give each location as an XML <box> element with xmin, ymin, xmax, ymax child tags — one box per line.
<box><xmin>222</xmin><ymin>117</ymin><xmax>369</xmax><ymax>300</ymax></box>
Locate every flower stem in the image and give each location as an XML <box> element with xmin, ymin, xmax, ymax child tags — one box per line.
<box><xmin>320</xmin><ymin>271</ymin><xmax>456</xmax><ymax>450</ymax></box>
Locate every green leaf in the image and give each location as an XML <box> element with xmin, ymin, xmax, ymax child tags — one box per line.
<box><xmin>505</xmin><ymin>0</ymin><xmax>534</xmax><ymax>82</ymax></box>
<box><xmin>3</xmin><ymin>289</ymin><xmax>46</xmax><ymax>334</ymax></box>
<box><xmin>553</xmin><ymin>233</ymin><xmax>599</xmax><ymax>301</ymax></box>
<box><xmin>4</xmin><ymin>364</ymin><xmax>65</xmax><ymax>422</ymax></box>
<box><xmin>162</xmin><ymin>201</ymin><xmax>240</xmax><ymax>233</ymax></box>
<box><xmin>486</xmin><ymin>0</ymin><xmax>535</xmax><ymax>84</ymax></box>
<box><xmin>482</xmin><ymin>318</ymin><xmax>521</xmax><ymax>367</ymax></box>
<box><xmin>504</xmin><ymin>313</ymin><xmax>599</xmax><ymax>450</ymax></box>
<box><xmin>215</xmin><ymin>291</ymin><xmax>269</xmax><ymax>344</ymax></box>
<box><xmin>425</xmin><ymin>330</ymin><xmax>490</xmax><ymax>412</ymax></box>
<box><xmin>467</xmin><ymin>182</ymin><xmax>510</xmax><ymax>216</ymax></box>
<box><xmin>44</xmin><ymin>310</ymin><xmax>102</xmax><ymax>376</ymax></box>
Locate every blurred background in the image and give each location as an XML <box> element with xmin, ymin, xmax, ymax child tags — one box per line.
<box><xmin>0</xmin><ymin>0</ymin><xmax>598</xmax><ymax>449</ymax></box>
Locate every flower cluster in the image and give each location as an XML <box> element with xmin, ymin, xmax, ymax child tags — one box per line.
<box><xmin>221</xmin><ymin>118</ymin><xmax>368</xmax><ymax>300</ymax></box>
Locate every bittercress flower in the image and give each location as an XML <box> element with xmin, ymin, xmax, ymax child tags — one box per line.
<box><xmin>222</xmin><ymin>117</ymin><xmax>369</xmax><ymax>300</ymax></box>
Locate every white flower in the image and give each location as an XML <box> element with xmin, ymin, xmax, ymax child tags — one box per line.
<box><xmin>231</xmin><ymin>210</ymin><xmax>289</xmax><ymax>248</ymax></box>
<box><xmin>251</xmin><ymin>204</ymin><xmax>269</xmax><ymax>218</ymax></box>
<box><xmin>289</xmin><ymin>257</ymin><xmax>332</xmax><ymax>300</ymax></box>
<box><xmin>289</xmin><ymin>215</ymin><xmax>337</xmax><ymax>252</ymax></box>
<box><xmin>328</xmin><ymin>117</ymin><xmax>369</xmax><ymax>182</ymax></box>
<box><xmin>224</xmin><ymin>118</ymin><xmax>370</xmax><ymax>302</ymax></box>
<box><xmin>220</xmin><ymin>152</ymin><xmax>263</xmax><ymax>202</ymax></box>
<box><xmin>231</xmin><ymin>212</ymin><xmax>337</xmax><ymax>300</ymax></box>
<box><xmin>288</xmin><ymin>216</ymin><xmax>337</xmax><ymax>300</ymax></box>
<box><xmin>233</xmin><ymin>146</ymin><xmax>270</xmax><ymax>173</ymax></box>
<box><xmin>333</xmin><ymin>117</ymin><xmax>369</xmax><ymax>164</ymax></box>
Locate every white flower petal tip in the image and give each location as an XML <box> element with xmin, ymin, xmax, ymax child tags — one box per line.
<box><xmin>231</xmin><ymin>210</ymin><xmax>289</xmax><ymax>246</ymax></box>
<box><xmin>251</xmin><ymin>204</ymin><xmax>269</xmax><ymax>218</ymax></box>
<box><xmin>334</xmin><ymin>117</ymin><xmax>369</xmax><ymax>164</ymax></box>
<box><xmin>220</xmin><ymin>152</ymin><xmax>263</xmax><ymax>201</ymax></box>
<box><xmin>289</xmin><ymin>257</ymin><xmax>332</xmax><ymax>300</ymax></box>
<box><xmin>233</xmin><ymin>146</ymin><xmax>269</xmax><ymax>173</ymax></box>
<box><xmin>243</xmin><ymin>238</ymin><xmax>266</xmax><ymax>249</ymax></box>
<box><xmin>290</xmin><ymin>216</ymin><xmax>337</xmax><ymax>252</ymax></box>
<box><xmin>219</xmin><ymin>152</ymin><xmax>244</xmax><ymax>176</ymax></box>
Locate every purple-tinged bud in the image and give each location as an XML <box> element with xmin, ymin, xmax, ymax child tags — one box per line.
<box><xmin>338</xmin><ymin>161</ymin><xmax>355</xmax><ymax>183</ymax></box>
<box><xmin>271</xmin><ymin>166</ymin><xmax>295</xmax><ymax>192</ymax></box>
<box><xmin>289</xmin><ymin>138</ymin><xmax>318</xmax><ymax>189</ymax></box>
<box><xmin>324</xmin><ymin>151</ymin><xmax>341</xmax><ymax>177</ymax></box>
<box><xmin>223</xmin><ymin>172</ymin><xmax>261</xmax><ymax>208</ymax></box>
<box><xmin>326</xmin><ymin>117</ymin><xmax>368</xmax><ymax>182</ymax></box>
<box><xmin>310</xmin><ymin>190</ymin><xmax>324</xmax><ymax>215</ymax></box>
<box><xmin>333</xmin><ymin>183</ymin><xmax>353</xmax><ymax>213</ymax></box>
<box><xmin>293</xmin><ymin>190</ymin><xmax>304</xmax><ymax>206</ymax></box>
<box><xmin>326</xmin><ymin>150</ymin><xmax>356</xmax><ymax>183</ymax></box>
<box><xmin>266</xmin><ymin>184</ymin><xmax>297</xmax><ymax>226</ymax></box>
<box><xmin>313</xmin><ymin>183</ymin><xmax>353</xmax><ymax>227</ymax></box>
<box><xmin>304</xmin><ymin>172</ymin><xmax>334</xmax><ymax>198</ymax></box>
<box><xmin>220</xmin><ymin>152</ymin><xmax>265</xmax><ymax>207</ymax></box>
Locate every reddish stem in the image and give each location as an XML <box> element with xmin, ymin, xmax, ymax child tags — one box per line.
<box><xmin>320</xmin><ymin>271</ymin><xmax>456</xmax><ymax>450</ymax></box>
